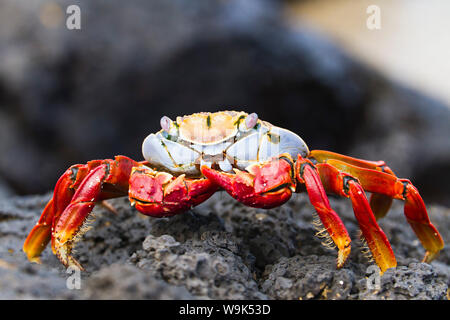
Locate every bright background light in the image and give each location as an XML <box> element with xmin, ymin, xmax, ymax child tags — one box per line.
<box><xmin>287</xmin><ymin>0</ymin><xmax>450</xmax><ymax>106</ymax></box>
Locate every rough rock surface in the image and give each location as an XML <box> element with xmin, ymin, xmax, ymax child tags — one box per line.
<box><xmin>0</xmin><ymin>0</ymin><xmax>449</xmax><ymax>207</ymax></box>
<box><xmin>0</xmin><ymin>192</ymin><xmax>448</xmax><ymax>300</ymax></box>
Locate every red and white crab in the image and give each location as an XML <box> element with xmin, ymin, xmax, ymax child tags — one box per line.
<box><xmin>23</xmin><ymin>111</ymin><xmax>444</xmax><ymax>273</ymax></box>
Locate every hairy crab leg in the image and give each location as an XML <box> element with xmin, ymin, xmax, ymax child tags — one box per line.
<box><xmin>53</xmin><ymin>156</ymin><xmax>139</xmax><ymax>269</ymax></box>
<box><xmin>309</xmin><ymin>150</ymin><xmax>395</xmax><ymax>220</ymax></box>
<box><xmin>316</xmin><ymin>162</ymin><xmax>397</xmax><ymax>273</ymax></box>
<box><xmin>23</xmin><ymin>161</ymin><xmax>98</xmax><ymax>263</ymax></box>
<box><xmin>320</xmin><ymin>158</ymin><xmax>444</xmax><ymax>263</ymax></box>
<box><xmin>54</xmin><ymin>166</ymin><xmax>110</xmax><ymax>269</ymax></box>
<box><xmin>25</xmin><ymin>155</ymin><xmax>217</xmax><ymax>269</ymax></box>
<box><xmin>295</xmin><ymin>156</ymin><xmax>352</xmax><ymax>268</ymax></box>
<box><xmin>50</xmin><ymin>160</ymin><xmax>217</xmax><ymax>269</ymax></box>
<box><xmin>24</xmin><ymin>156</ymin><xmax>139</xmax><ymax>269</ymax></box>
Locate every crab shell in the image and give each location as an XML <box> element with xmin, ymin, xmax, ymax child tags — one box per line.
<box><xmin>142</xmin><ymin>111</ymin><xmax>309</xmax><ymax>176</ymax></box>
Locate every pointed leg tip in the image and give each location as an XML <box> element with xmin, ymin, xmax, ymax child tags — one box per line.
<box><xmin>101</xmin><ymin>200</ymin><xmax>119</xmax><ymax>215</ymax></box>
<box><xmin>63</xmin><ymin>256</ymin><xmax>85</xmax><ymax>272</ymax></box>
<box><xmin>379</xmin><ymin>261</ymin><xmax>397</xmax><ymax>275</ymax></box>
<box><xmin>422</xmin><ymin>251</ymin><xmax>440</xmax><ymax>263</ymax></box>
<box><xmin>409</xmin><ymin>222</ymin><xmax>444</xmax><ymax>262</ymax></box>
<box><xmin>69</xmin><ymin>261</ymin><xmax>85</xmax><ymax>272</ymax></box>
<box><xmin>336</xmin><ymin>244</ymin><xmax>351</xmax><ymax>268</ymax></box>
<box><xmin>370</xmin><ymin>247</ymin><xmax>397</xmax><ymax>274</ymax></box>
<box><xmin>23</xmin><ymin>224</ymin><xmax>52</xmax><ymax>262</ymax></box>
<box><xmin>29</xmin><ymin>256</ymin><xmax>42</xmax><ymax>264</ymax></box>
<box><xmin>22</xmin><ymin>246</ymin><xmax>42</xmax><ymax>264</ymax></box>
<box><xmin>56</xmin><ymin>241</ymin><xmax>85</xmax><ymax>271</ymax></box>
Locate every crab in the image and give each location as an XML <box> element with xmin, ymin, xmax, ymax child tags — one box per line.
<box><xmin>23</xmin><ymin>111</ymin><xmax>444</xmax><ymax>273</ymax></box>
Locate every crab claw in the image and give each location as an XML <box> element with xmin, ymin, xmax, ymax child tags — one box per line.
<box><xmin>201</xmin><ymin>154</ymin><xmax>296</xmax><ymax>209</ymax></box>
<box><xmin>129</xmin><ymin>167</ymin><xmax>218</xmax><ymax>217</ymax></box>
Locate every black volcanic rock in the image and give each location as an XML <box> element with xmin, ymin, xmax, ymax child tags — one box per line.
<box><xmin>0</xmin><ymin>192</ymin><xmax>448</xmax><ymax>300</ymax></box>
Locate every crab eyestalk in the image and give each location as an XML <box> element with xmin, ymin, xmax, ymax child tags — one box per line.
<box><xmin>245</xmin><ymin>112</ymin><xmax>258</xmax><ymax>129</ymax></box>
<box><xmin>160</xmin><ymin>116</ymin><xmax>172</xmax><ymax>131</ymax></box>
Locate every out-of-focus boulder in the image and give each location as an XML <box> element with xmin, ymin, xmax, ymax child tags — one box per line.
<box><xmin>0</xmin><ymin>0</ymin><xmax>448</xmax><ymax>205</ymax></box>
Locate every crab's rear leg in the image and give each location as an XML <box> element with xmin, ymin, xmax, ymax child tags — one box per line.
<box><xmin>309</xmin><ymin>150</ymin><xmax>396</xmax><ymax>220</ymax></box>
<box><xmin>319</xmin><ymin>158</ymin><xmax>444</xmax><ymax>263</ymax></box>
<box><xmin>314</xmin><ymin>161</ymin><xmax>397</xmax><ymax>273</ymax></box>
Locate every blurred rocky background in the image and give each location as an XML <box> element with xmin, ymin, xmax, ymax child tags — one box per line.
<box><xmin>0</xmin><ymin>0</ymin><xmax>449</xmax><ymax>206</ymax></box>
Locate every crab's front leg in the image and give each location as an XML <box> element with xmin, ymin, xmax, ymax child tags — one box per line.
<box><xmin>202</xmin><ymin>154</ymin><xmax>352</xmax><ymax>268</ymax></box>
<box><xmin>27</xmin><ymin>156</ymin><xmax>139</xmax><ymax>269</ymax></box>
<box><xmin>294</xmin><ymin>158</ymin><xmax>352</xmax><ymax>268</ymax></box>
<box><xmin>24</xmin><ymin>156</ymin><xmax>217</xmax><ymax>269</ymax></box>
<box><xmin>23</xmin><ymin>158</ymin><xmax>124</xmax><ymax>264</ymax></box>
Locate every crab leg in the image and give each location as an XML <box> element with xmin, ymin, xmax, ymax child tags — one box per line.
<box><xmin>54</xmin><ymin>166</ymin><xmax>110</xmax><ymax>269</ymax></box>
<box><xmin>316</xmin><ymin>162</ymin><xmax>396</xmax><ymax>273</ymax></box>
<box><xmin>309</xmin><ymin>150</ymin><xmax>395</xmax><ymax>220</ymax></box>
<box><xmin>295</xmin><ymin>156</ymin><xmax>352</xmax><ymax>268</ymax></box>
<box><xmin>53</xmin><ymin>156</ymin><xmax>217</xmax><ymax>268</ymax></box>
<box><xmin>22</xmin><ymin>199</ymin><xmax>54</xmax><ymax>264</ymax></box>
<box><xmin>309</xmin><ymin>150</ymin><xmax>395</xmax><ymax>174</ymax></box>
<box><xmin>53</xmin><ymin>156</ymin><xmax>140</xmax><ymax>269</ymax></box>
<box><xmin>25</xmin><ymin>156</ymin><xmax>218</xmax><ymax>269</ymax></box>
<box><xmin>24</xmin><ymin>156</ymin><xmax>139</xmax><ymax>268</ymax></box>
<box><xmin>23</xmin><ymin>161</ymin><xmax>98</xmax><ymax>263</ymax></box>
<box><xmin>320</xmin><ymin>158</ymin><xmax>444</xmax><ymax>263</ymax></box>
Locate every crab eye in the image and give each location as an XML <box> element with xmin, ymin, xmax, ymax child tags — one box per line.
<box><xmin>245</xmin><ymin>113</ymin><xmax>258</xmax><ymax>129</ymax></box>
<box><xmin>160</xmin><ymin>116</ymin><xmax>172</xmax><ymax>131</ymax></box>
